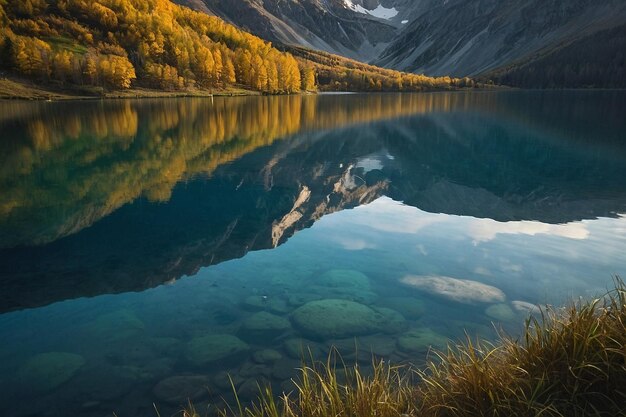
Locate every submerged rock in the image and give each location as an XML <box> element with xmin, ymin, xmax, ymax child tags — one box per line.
<box><xmin>69</xmin><ymin>363</ymin><xmax>135</xmax><ymax>401</ymax></box>
<box><xmin>485</xmin><ymin>303</ymin><xmax>516</xmax><ymax>322</ymax></box>
<box><xmin>291</xmin><ymin>299</ymin><xmax>385</xmax><ymax>339</ymax></box>
<box><xmin>309</xmin><ymin>270</ymin><xmax>377</xmax><ymax>304</ymax></box>
<box><xmin>379</xmin><ymin>297</ymin><xmax>425</xmax><ymax>320</ymax></box>
<box><xmin>512</xmin><ymin>300</ymin><xmax>540</xmax><ymax>315</ymax></box>
<box><xmin>373</xmin><ymin>307</ymin><xmax>408</xmax><ymax>334</ymax></box>
<box><xmin>242</xmin><ymin>296</ymin><xmax>290</xmax><ymax>314</ymax></box>
<box><xmin>83</xmin><ymin>309</ymin><xmax>145</xmax><ymax>343</ymax></box>
<box><xmin>239</xmin><ymin>312</ymin><xmax>291</xmax><ymax>342</ymax></box>
<box><xmin>400</xmin><ymin>275</ymin><xmax>506</xmax><ymax>304</ymax></box>
<box><xmin>253</xmin><ymin>349</ymin><xmax>283</xmax><ymax>364</ymax></box>
<box><xmin>149</xmin><ymin>337</ymin><xmax>183</xmax><ymax>356</ymax></box>
<box><xmin>326</xmin><ymin>334</ymin><xmax>396</xmax><ymax>359</ymax></box>
<box><xmin>396</xmin><ymin>328</ymin><xmax>449</xmax><ymax>354</ymax></box>
<box><xmin>287</xmin><ymin>293</ymin><xmax>323</xmax><ymax>308</ymax></box>
<box><xmin>238</xmin><ymin>376</ymin><xmax>271</xmax><ymax>399</ymax></box>
<box><xmin>317</xmin><ymin>269</ymin><xmax>371</xmax><ymax>289</ymax></box>
<box><xmin>18</xmin><ymin>352</ymin><xmax>85</xmax><ymax>391</ymax></box>
<box><xmin>213</xmin><ymin>371</ymin><xmax>244</xmax><ymax>392</ymax></box>
<box><xmin>308</xmin><ymin>286</ymin><xmax>378</xmax><ymax>305</ymax></box>
<box><xmin>186</xmin><ymin>334</ymin><xmax>249</xmax><ymax>366</ymax></box>
<box><xmin>283</xmin><ymin>338</ymin><xmax>323</xmax><ymax>359</ymax></box>
<box><xmin>153</xmin><ymin>375</ymin><xmax>211</xmax><ymax>404</ymax></box>
<box><xmin>355</xmin><ymin>335</ymin><xmax>397</xmax><ymax>357</ymax></box>
<box><xmin>271</xmin><ymin>358</ymin><xmax>301</xmax><ymax>380</ymax></box>
<box><xmin>238</xmin><ymin>361</ymin><xmax>272</xmax><ymax>378</ymax></box>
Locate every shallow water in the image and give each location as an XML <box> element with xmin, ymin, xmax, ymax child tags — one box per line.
<box><xmin>1</xmin><ymin>91</ymin><xmax>625</xmax><ymax>416</ymax></box>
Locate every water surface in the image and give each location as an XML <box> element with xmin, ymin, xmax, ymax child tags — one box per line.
<box><xmin>1</xmin><ymin>91</ymin><xmax>625</xmax><ymax>417</ymax></box>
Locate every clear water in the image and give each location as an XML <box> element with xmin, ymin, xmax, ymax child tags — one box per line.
<box><xmin>0</xmin><ymin>91</ymin><xmax>625</xmax><ymax>417</ymax></box>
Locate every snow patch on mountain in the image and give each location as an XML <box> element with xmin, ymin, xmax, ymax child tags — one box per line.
<box><xmin>343</xmin><ymin>0</ymin><xmax>398</xmax><ymax>19</ymax></box>
<box><xmin>368</xmin><ymin>4</ymin><xmax>398</xmax><ymax>19</ymax></box>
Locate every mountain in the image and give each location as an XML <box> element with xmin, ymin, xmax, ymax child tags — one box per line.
<box><xmin>178</xmin><ymin>0</ymin><xmax>626</xmax><ymax>88</ymax></box>
<box><xmin>374</xmin><ymin>0</ymin><xmax>626</xmax><ymax>86</ymax></box>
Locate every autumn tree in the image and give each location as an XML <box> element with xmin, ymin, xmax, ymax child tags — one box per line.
<box><xmin>300</xmin><ymin>64</ymin><xmax>316</xmax><ymax>92</ymax></box>
<box><xmin>1</xmin><ymin>0</ymin><xmax>314</xmax><ymax>93</ymax></box>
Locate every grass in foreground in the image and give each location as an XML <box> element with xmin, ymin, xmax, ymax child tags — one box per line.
<box><xmin>188</xmin><ymin>279</ymin><xmax>626</xmax><ymax>417</ymax></box>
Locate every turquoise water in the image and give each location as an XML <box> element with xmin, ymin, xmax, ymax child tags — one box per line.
<box><xmin>0</xmin><ymin>91</ymin><xmax>625</xmax><ymax>416</ymax></box>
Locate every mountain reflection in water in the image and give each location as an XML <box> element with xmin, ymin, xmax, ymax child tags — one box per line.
<box><xmin>0</xmin><ymin>91</ymin><xmax>625</xmax><ymax>314</ymax></box>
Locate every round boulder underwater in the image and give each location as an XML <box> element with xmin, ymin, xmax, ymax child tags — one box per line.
<box><xmin>238</xmin><ymin>312</ymin><xmax>291</xmax><ymax>342</ymax></box>
<box><xmin>185</xmin><ymin>334</ymin><xmax>249</xmax><ymax>366</ymax></box>
<box><xmin>316</xmin><ymin>269</ymin><xmax>371</xmax><ymax>289</ymax></box>
<box><xmin>291</xmin><ymin>299</ymin><xmax>387</xmax><ymax>340</ymax></box>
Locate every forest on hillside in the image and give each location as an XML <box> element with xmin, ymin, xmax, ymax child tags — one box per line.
<box><xmin>0</xmin><ymin>0</ymin><xmax>306</xmax><ymax>92</ymax></box>
<box><xmin>287</xmin><ymin>46</ymin><xmax>475</xmax><ymax>92</ymax></box>
<box><xmin>0</xmin><ymin>0</ymin><xmax>464</xmax><ymax>94</ymax></box>
<box><xmin>485</xmin><ymin>24</ymin><xmax>626</xmax><ymax>89</ymax></box>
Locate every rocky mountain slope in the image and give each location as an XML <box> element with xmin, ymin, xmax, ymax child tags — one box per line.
<box><xmin>177</xmin><ymin>0</ymin><xmax>626</xmax><ymax>87</ymax></box>
<box><xmin>375</xmin><ymin>0</ymin><xmax>626</xmax><ymax>82</ymax></box>
<box><xmin>174</xmin><ymin>0</ymin><xmax>408</xmax><ymax>61</ymax></box>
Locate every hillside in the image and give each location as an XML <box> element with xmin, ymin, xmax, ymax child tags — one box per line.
<box><xmin>174</xmin><ymin>0</ymin><xmax>400</xmax><ymax>61</ymax></box>
<box><xmin>0</xmin><ymin>0</ymin><xmax>305</xmax><ymax>93</ymax></box>
<box><xmin>375</xmin><ymin>0</ymin><xmax>626</xmax><ymax>87</ymax></box>
<box><xmin>0</xmin><ymin>0</ymin><xmax>466</xmax><ymax>95</ymax></box>
<box><xmin>484</xmin><ymin>23</ymin><xmax>626</xmax><ymax>88</ymax></box>
<box><xmin>286</xmin><ymin>46</ymin><xmax>474</xmax><ymax>91</ymax></box>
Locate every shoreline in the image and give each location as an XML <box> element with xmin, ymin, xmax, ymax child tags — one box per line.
<box><xmin>2</xmin><ymin>76</ymin><xmax>620</xmax><ymax>102</ymax></box>
<box><xmin>0</xmin><ymin>75</ymin><xmax>496</xmax><ymax>102</ymax></box>
<box><xmin>0</xmin><ymin>76</ymin><xmax>263</xmax><ymax>101</ymax></box>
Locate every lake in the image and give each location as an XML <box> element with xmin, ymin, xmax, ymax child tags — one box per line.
<box><xmin>1</xmin><ymin>91</ymin><xmax>625</xmax><ymax>417</ymax></box>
